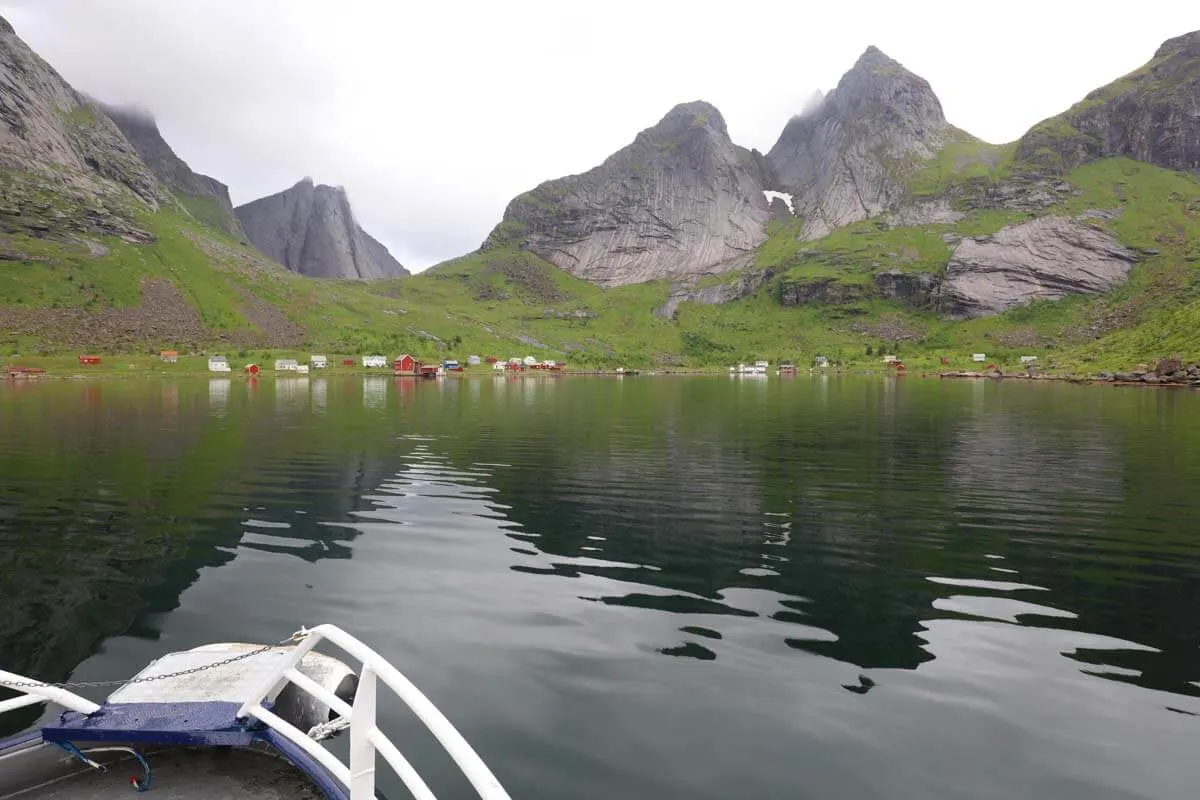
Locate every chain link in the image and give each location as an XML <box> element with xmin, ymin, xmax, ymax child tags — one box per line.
<box><xmin>2</xmin><ymin>631</ymin><xmax>308</xmax><ymax>691</ymax></box>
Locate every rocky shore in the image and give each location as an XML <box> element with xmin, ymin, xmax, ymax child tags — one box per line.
<box><xmin>941</xmin><ymin>357</ymin><xmax>1200</xmax><ymax>387</ymax></box>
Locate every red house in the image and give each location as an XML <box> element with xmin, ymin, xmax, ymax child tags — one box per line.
<box><xmin>394</xmin><ymin>354</ymin><xmax>418</xmax><ymax>375</ymax></box>
<box><xmin>78</xmin><ymin>355</ymin><xmax>100</xmax><ymax>365</ymax></box>
<box><xmin>485</xmin><ymin>356</ymin><xmax>498</xmax><ymax>364</ymax></box>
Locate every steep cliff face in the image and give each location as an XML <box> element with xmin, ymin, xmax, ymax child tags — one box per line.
<box><xmin>484</xmin><ymin>101</ymin><xmax>771</xmax><ymax>287</ymax></box>
<box><xmin>941</xmin><ymin>217</ymin><xmax>1138</xmax><ymax>317</ymax></box>
<box><xmin>766</xmin><ymin>46</ymin><xmax>952</xmax><ymax>240</ymax></box>
<box><xmin>234</xmin><ymin>179</ymin><xmax>408</xmax><ymax>279</ymax></box>
<box><xmin>1016</xmin><ymin>31</ymin><xmax>1200</xmax><ymax>174</ymax></box>
<box><xmin>98</xmin><ymin>103</ymin><xmax>244</xmax><ymax>237</ymax></box>
<box><xmin>0</xmin><ymin>15</ymin><xmax>160</xmax><ymax>240</ymax></box>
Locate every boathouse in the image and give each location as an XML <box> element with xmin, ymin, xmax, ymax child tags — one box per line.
<box><xmin>394</xmin><ymin>354</ymin><xmax>418</xmax><ymax>374</ymax></box>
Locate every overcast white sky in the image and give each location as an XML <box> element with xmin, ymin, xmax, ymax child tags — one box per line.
<box><xmin>0</xmin><ymin>1</ymin><xmax>1194</xmax><ymax>270</ymax></box>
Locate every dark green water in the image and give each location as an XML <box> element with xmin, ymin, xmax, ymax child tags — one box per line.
<box><xmin>2</xmin><ymin>375</ymin><xmax>1200</xmax><ymax>799</ymax></box>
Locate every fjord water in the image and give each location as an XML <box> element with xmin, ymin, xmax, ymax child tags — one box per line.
<box><xmin>2</xmin><ymin>375</ymin><xmax>1199</xmax><ymax>799</ymax></box>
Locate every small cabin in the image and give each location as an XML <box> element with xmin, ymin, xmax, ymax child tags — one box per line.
<box><xmin>394</xmin><ymin>354</ymin><xmax>417</xmax><ymax>374</ymax></box>
<box><xmin>1019</xmin><ymin>355</ymin><xmax>1038</xmax><ymax>364</ymax></box>
<box><xmin>467</xmin><ymin>355</ymin><xmax>482</xmax><ymax>366</ymax></box>
<box><xmin>443</xmin><ymin>359</ymin><xmax>460</xmax><ymax>370</ymax></box>
<box><xmin>311</xmin><ymin>355</ymin><xmax>328</xmax><ymax>369</ymax></box>
<box><xmin>78</xmin><ymin>355</ymin><xmax>101</xmax><ymax>365</ymax></box>
<box><xmin>882</xmin><ymin>355</ymin><xmax>898</xmax><ymax>364</ymax></box>
<box><xmin>275</xmin><ymin>359</ymin><xmax>299</xmax><ymax>371</ymax></box>
<box><xmin>295</xmin><ymin>364</ymin><xmax>310</xmax><ymax>375</ymax></box>
<box><xmin>814</xmin><ymin>356</ymin><xmax>828</xmax><ymax>368</ymax></box>
<box><xmin>342</xmin><ymin>358</ymin><xmax>355</xmax><ymax>367</ymax></box>
<box><xmin>492</xmin><ymin>361</ymin><xmax>506</xmax><ymax>371</ymax></box>
<box><xmin>208</xmin><ymin>356</ymin><xmax>231</xmax><ymax>373</ymax></box>
<box><xmin>363</xmin><ymin>355</ymin><xmax>387</xmax><ymax>368</ymax></box>
<box><xmin>972</xmin><ymin>353</ymin><xmax>987</xmax><ymax>363</ymax></box>
<box><xmin>244</xmin><ymin>363</ymin><xmax>260</xmax><ymax>375</ymax></box>
<box><xmin>523</xmin><ymin>356</ymin><xmax>537</xmax><ymax>366</ymax></box>
<box><xmin>159</xmin><ymin>350</ymin><xmax>179</xmax><ymax>363</ymax></box>
<box><xmin>485</xmin><ymin>356</ymin><xmax>498</xmax><ymax>364</ymax></box>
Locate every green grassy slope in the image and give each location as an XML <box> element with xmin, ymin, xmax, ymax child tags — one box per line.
<box><xmin>3</xmin><ymin>153</ymin><xmax>1198</xmax><ymax>374</ymax></box>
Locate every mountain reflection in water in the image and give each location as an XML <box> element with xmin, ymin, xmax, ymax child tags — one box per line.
<box><xmin>2</xmin><ymin>375</ymin><xmax>1199</xmax><ymax>799</ymax></box>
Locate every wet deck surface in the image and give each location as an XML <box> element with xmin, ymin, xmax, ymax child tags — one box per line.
<box><xmin>0</xmin><ymin>742</ymin><xmax>322</xmax><ymax>799</ymax></box>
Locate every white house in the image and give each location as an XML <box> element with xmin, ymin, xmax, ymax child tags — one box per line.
<box><xmin>295</xmin><ymin>364</ymin><xmax>310</xmax><ymax>375</ymax></box>
<box><xmin>1019</xmin><ymin>355</ymin><xmax>1038</xmax><ymax>364</ymax></box>
<box><xmin>467</xmin><ymin>355</ymin><xmax>481</xmax><ymax>366</ymax></box>
<box><xmin>310</xmin><ymin>355</ymin><xmax>328</xmax><ymax>369</ymax></box>
<box><xmin>492</xmin><ymin>361</ymin><xmax>506</xmax><ymax>371</ymax></box>
<box><xmin>882</xmin><ymin>355</ymin><xmax>898</xmax><ymax>363</ymax></box>
<box><xmin>814</xmin><ymin>356</ymin><xmax>829</xmax><ymax>368</ymax></box>
<box><xmin>523</xmin><ymin>356</ymin><xmax>537</xmax><ymax>366</ymax></box>
<box><xmin>362</xmin><ymin>355</ymin><xmax>387</xmax><ymax>368</ymax></box>
<box><xmin>275</xmin><ymin>359</ymin><xmax>299</xmax><ymax>371</ymax></box>
<box><xmin>207</xmin><ymin>355</ymin><xmax>230</xmax><ymax>373</ymax></box>
<box><xmin>972</xmin><ymin>353</ymin><xmax>987</xmax><ymax>363</ymax></box>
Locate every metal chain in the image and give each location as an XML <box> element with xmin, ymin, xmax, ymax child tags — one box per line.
<box><xmin>2</xmin><ymin>631</ymin><xmax>308</xmax><ymax>690</ymax></box>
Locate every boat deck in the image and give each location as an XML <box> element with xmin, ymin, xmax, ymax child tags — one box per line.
<box><xmin>0</xmin><ymin>740</ymin><xmax>321</xmax><ymax>799</ymax></box>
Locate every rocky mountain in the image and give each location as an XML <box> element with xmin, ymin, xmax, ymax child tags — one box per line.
<box><xmin>0</xmin><ymin>14</ymin><xmax>160</xmax><ymax>241</ymax></box>
<box><xmin>97</xmin><ymin>103</ymin><xmax>244</xmax><ymax>237</ymax></box>
<box><xmin>234</xmin><ymin>178</ymin><xmax>408</xmax><ymax>279</ymax></box>
<box><xmin>765</xmin><ymin>46</ymin><xmax>953</xmax><ymax>240</ymax></box>
<box><xmin>1016</xmin><ymin>31</ymin><xmax>1200</xmax><ymax>174</ymax></box>
<box><xmin>483</xmin><ymin>101</ymin><xmax>771</xmax><ymax>287</ymax></box>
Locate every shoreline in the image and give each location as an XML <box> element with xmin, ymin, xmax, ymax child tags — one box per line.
<box><xmin>5</xmin><ymin>368</ymin><xmax>1198</xmax><ymax>388</ymax></box>
<box><xmin>5</xmin><ymin>354</ymin><xmax>1198</xmax><ymax>388</ymax></box>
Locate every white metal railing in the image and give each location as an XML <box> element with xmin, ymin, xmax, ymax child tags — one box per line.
<box><xmin>237</xmin><ymin>624</ymin><xmax>511</xmax><ymax>800</ymax></box>
<box><xmin>0</xmin><ymin>670</ymin><xmax>100</xmax><ymax>718</ymax></box>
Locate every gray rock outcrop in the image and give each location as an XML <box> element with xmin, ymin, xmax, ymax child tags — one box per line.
<box><xmin>234</xmin><ymin>179</ymin><xmax>408</xmax><ymax>279</ymax></box>
<box><xmin>766</xmin><ymin>46</ymin><xmax>952</xmax><ymax>240</ymax></box>
<box><xmin>1015</xmin><ymin>31</ymin><xmax>1200</xmax><ymax>174</ymax></box>
<box><xmin>654</xmin><ymin>264</ymin><xmax>770</xmax><ymax>319</ymax></box>
<box><xmin>873</xmin><ymin>270</ymin><xmax>941</xmax><ymax>309</ymax></box>
<box><xmin>484</xmin><ymin>101</ymin><xmax>771</xmax><ymax>287</ymax></box>
<box><xmin>941</xmin><ymin>217</ymin><xmax>1137</xmax><ymax>317</ymax></box>
<box><xmin>0</xmin><ymin>15</ymin><xmax>160</xmax><ymax>240</ymax></box>
<box><xmin>98</xmin><ymin>103</ymin><xmax>243</xmax><ymax>236</ymax></box>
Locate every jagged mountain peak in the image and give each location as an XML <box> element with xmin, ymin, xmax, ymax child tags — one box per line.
<box><xmin>833</xmin><ymin>46</ymin><xmax>945</xmax><ymax>119</ymax></box>
<box><xmin>851</xmin><ymin>44</ymin><xmax>895</xmax><ymax>69</ymax></box>
<box><xmin>0</xmin><ymin>15</ymin><xmax>14</xmax><ymax>35</ymax></box>
<box><xmin>765</xmin><ymin>46</ymin><xmax>951</xmax><ymax>240</ymax></box>
<box><xmin>652</xmin><ymin>100</ymin><xmax>729</xmax><ymax>137</ymax></box>
<box><xmin>234</xmin><ymin>179</ymin><xmax>408</xmax><ymax>280</ymax></box>
<box><xmin>483</xmin><ymin>100</ymin><xmax>769</xmax><ymax>286</ymax></box>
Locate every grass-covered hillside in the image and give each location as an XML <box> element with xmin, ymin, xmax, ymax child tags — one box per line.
<box><xmin>3</xmin><ymin>153</ymin><xmax>1198</xmax><ymax>374</ymax></box>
